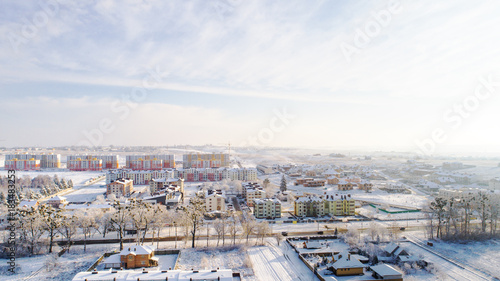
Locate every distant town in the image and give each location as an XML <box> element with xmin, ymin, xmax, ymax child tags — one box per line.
<box><xmin>1</xmin><ymin>146</ymin><xmax>499</xmax><ymax>280</ymax></box>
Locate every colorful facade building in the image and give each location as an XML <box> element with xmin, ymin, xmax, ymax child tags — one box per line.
<box><xmin>182</xmin><ymin>153</ymin><xmax>230</xmax><ymax>168</ymax></box>
<box><xmin>126</xmin><ymin>154</ymin><xmax>175</xmax><ymax>170</ymax></box>
<box><xmin>5</xmin><ymin>153</ymin><xmax>61</xmax><ymax>170</ymax></box>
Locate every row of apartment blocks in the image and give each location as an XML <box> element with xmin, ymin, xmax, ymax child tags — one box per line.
<box><xmin>294</xmin><ymin>193</ymin><xmax>356</xmax><ymax>217</ymax></box>
<box><xmin>4</xmin><ymin>153</ymin><xmax>61</xmax><ymax>170</ymax></box>
<box><xmin>4</xmin><ymin>152</ymin><xmax>229</xmax><ymax>171</ymax></box>
<box><xmin>106</xmin><ymin>167</ymin><xmax>258</xmax><ymax>185</ymax></box>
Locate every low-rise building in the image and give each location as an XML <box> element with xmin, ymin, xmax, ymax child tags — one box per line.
<box><xmin>102</xmin><ymin>245</ymin><xmax>158</xmax><ymax>269</ymax></box>
<box><xmin>329</xmin><ymin>251</ymin><xmax>365</xmax><ymax>276</ymax></box>
<box><xmin>337</xmin><ymin>180</ymin><xmax>355</xmax><ymax>191</ymax></box>
<box><xmin>357</xmin><ymin>180</ymin><xmax>373</xmax><ymax>191</ymax></box>
<box><xmin>107</xmin><ymin>178</ymin><xmax>133</xmax><ymax>197</ymax></box>
<box><xmin>370</xmin><ymin>264</ymin><xmax>403</xmax><ymax>281</ymax></box>
<box><xmin>253</xmin><ymin>198</ymin><xmax>281</xmax><ymax>219</ymax></box>
<box><xmin>46</xmin><ymin>195</ymin><xmax>68</xmax><ymax>209</ymax></box>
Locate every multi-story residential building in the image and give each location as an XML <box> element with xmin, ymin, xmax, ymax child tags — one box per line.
<box><xmin>67</xmin><ymin>155</ymin><xmax>118</xmax><ymax>171</ymax></box>
<box><xmin>107</xmin><ymin>178</ymin><xmax>133</xmax><ymax>197</ymax></box>
<box><xmin>5</xmin><ymin>158</ymin><xmax>40</xmax><ymax>170</ymax></box>
<box><xmin>253</xmin><ymin>198</ymin><xmax>281</xmax><ymax>219</ymax></box>
<box><xmin>205</xmin><ymin>189</ymin><xmax>226</xmax><ymax>212</ymax></box>
<box><xmin>98</xmin><ymin>155</ymin><xmax>120</xmax><ymax>169</ymax></box>
<box><xmin>294</xmin><ymin>196</ymin><xmax>325</xmax><ymax>217</ymax></box>
<box><xmin>324</xmin><ymin>194</ymin><xmax>356</xmax><ymax>216</ymax></box>
<box><xmin>246</xmin><ymin>189</ymin><xmax>266</xmax><ymax>207</ymax></box>
<box><xmin>294</xmin><ymin>194</ymin><xmax>356</xmax><ymax>217</ymax></box>
<box><xmin>107</xmin><ymin>169</ymin><xmax>174</xmax><ymax>185</ymax></box>
<box><xmin>183</xmin><ymin>153</ymin><xmax>229</xmax><ymax>168</ymax></box>
<box><xmin>126</xmin><ymin>154</ymin><xmax>175</xmax><ymax>170</ymax></box>
<box><xmin>67</xmin><ymin>156</ymin><xmax>102</xmax><ymax>171</ymax></box>
<box><xmin>5</xmin><ymin>153</ymin><xmax>61</xmax><ymax>169</ymax></box>
<box><xmin>173</xmin><ymin>167</ymin><xmax>257</xmax><ymax>182</ymax></box>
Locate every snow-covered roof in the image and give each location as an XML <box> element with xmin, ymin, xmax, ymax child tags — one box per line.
<box><xmin>19</xmin><ymin>200</ymin><xmax>38</xmax><ymax>208</ymax></box>
<box><xmin>119</xmin><ymin>245</ymin><xmax>154</xmax><ymax>256</ymax></box>
<box><xmin>49</xmin><ymin>195</ymin><xmax>67</xmax><ymax>201</ymax></box>
<box><xmin>72</xmin><ymin>269</ymin><xmax>234</xmax><ymax>281</ymax></box>
<box><xmin>370</xmin><ymin>264</ymin><xmax>403</xmax><ymax>278</ymax></box>
<box><xmin>331</xmin><ymin>252</ymin><xmax>364</xmax><ymax>269</ymax></box>
<box><xmin>295</xmin><ymin>196</ymin><xmax>322</xmax><ymax>203</ymax></box>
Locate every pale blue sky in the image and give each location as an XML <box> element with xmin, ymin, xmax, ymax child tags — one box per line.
<box><xmin>1</xmin><ymin>0</ymin><xmax>500</xmax><ymax>154</ymax></box>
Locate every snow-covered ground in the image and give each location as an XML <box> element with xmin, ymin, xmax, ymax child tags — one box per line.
<box><xmin>248</xmin><ymin>239</ymin><xmax>320</xmax><ymax>281</ymax></box>
<box><xmin>63</xmin><ymin>183</ymin><xmax>106</xmax><ymax>202</ymax></box>
<box><xmin>0</xmin><ymin>170</ymin><xmax>105</xmax><ymax>186</ymax></box>
<box><xmin>176</xmin><ymin>246</ymin><xmax>256</xmax><ymax>280</ymax></box>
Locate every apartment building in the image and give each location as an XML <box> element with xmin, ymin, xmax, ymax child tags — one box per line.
<box><xmin>5</xmin><ymin>153</ymin><xmax>61</xmax><ymax>169</ymax></box>
<box><xmin>126</xmin><ymin>154</ymin><xmax>175</xmax><ymax>170</ymax></box>
<box><xmin>173</xmin><ymin>167</ymin><xmax>257</xmax><ymax>182</ymax></box>
<box><xmin>294</xmin><ymin>196</ymin><xmax>325</xmax><ymax>217</ymax></box>
<box><xmin>5</xmin><ymin>158</ymin><xmax>40</xmax><ymax>170</ymax></box>
<box><xmin>107</xmin><ymin>178</ymin><xmax>133</xmax><ymax>197</ymax></box>
<box><xmin>107</xmin><ymin>169</ymin><xmax>174</xmax><ymax>185</ymax></box>
<box><xmin>253</xmin><ymin>198</ymin><xmax>281</xmax><ymax>219</ymax></box>
<box><xmin>183</xmin><ymin>152</ymin><xmax>229</xmax><ymax>168</ymax></box>
<box><xmin>205</xmin><ymin>189</ymin><xmax>226</xmax><ymax>212</ymax></box>
<box><xmin>246</xmin><ymin>188</ymin><xmax>266</xmax><ymax>207</ymax></box>
<box><xmin>324</xmin><ymin>194</ymin><xmax>356</xmax><ymax>216</ymax></box>
<box><xmin>67</xmin><ymin>157</ymin><xmax>102</xmax><ymax>171</ymax></box>
<box><xmin>294</xmin><ymin>193</ymin><xmax>356</xmax><ymax>217</ymax></box>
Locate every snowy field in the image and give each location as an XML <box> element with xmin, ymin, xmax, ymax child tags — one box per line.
<box><xmin>176</xmin><ymin>246</ymin><xmax>256</xmax><ymax>280</ymax></box>
<box><xmin>0</xmin><ymin>243</ymin><xmax>116</xmax><ymax>281</ymax></box>
<box><xmin>426</xmin><ymin>240</ymin><xmax>500</xmax><ymax>279</ymax></box>
<box><xmin>0</xmin><ymin>170</ymin><xmax>105</xmax><ymax>186</ymax></box>
<box><xmin>63</xmin><ymin>183</ymin><xmax>106</xmax><ymax>202</ymax></box>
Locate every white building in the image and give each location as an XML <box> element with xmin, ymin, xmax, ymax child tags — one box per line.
<box><xmin>72</xmin><ymin>269</ymin><xmax>235</xmax><ymax>281</ymax></box>
<box><xmin>205</xmin><ymin>189</ymin><xmax>226</xmax><ymax>212</ymax></box>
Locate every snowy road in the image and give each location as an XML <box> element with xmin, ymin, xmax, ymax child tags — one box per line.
<box><xmin>248</xmin><ymin>240</ymin><xmax>319</xmax><ymax>281</ymax></box>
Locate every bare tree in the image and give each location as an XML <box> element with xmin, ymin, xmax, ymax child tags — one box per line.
<box><xmin>17</xmin><ymin>207</ymin><xmax>45</xmax><ymax>255</ymax></box>
<box><xmin>184</xmin><ymin>196</ymin><xmax>206</xmax><ymax>248</ymax></box>
<box><xmin>109</xmin><ymin>201</ymin><xmax>131</xmax><ymax>251</ymax></box>
<box><xmin>256</xmin><ymin>221</ymin><xmax>271</xmax><ymax>245</ymax></box>
<box><xmin>78</xmin><ymin>211</ymin><xmax>97</xmax><ymax>252</ymax></box>
<box><xmin>58</xmin><ymin>212</ymin><xmax>77</xmax><ymax>253</ymax></box>
<box><xmin>241</xmin><ymin>215</ymin><xmax>257</xmax><ymax>244</ymax></box>
<box><xmin>39</xmin><ymin>204</ymin><xmax>63</xmax><ymax>253</ymax></box>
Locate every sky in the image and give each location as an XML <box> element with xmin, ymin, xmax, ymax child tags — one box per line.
<box><xmin>1</xmin><ymin>0</ymin><xmax>500</xmax><ymax>155</ymax></box>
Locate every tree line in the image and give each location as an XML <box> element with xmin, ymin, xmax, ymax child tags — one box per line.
<box><xmin>426</xmin><ymin>191</ymin><xmax>499</xmax><ymax>240</ymax></box>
